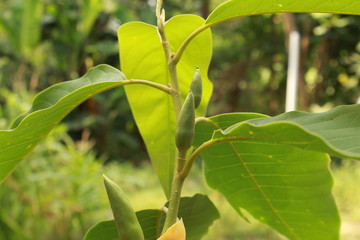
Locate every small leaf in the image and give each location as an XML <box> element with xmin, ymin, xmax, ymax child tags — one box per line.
<box><xmin>206</xmin><ymin>0</ymin><xmax>360</xmax><ymax>26</ymax></box>
<box><xmin>0</xmin><ymin>65</ymin><xmax>127</xmax><ymax>183</ymax></box>
<box><xmin>157</xmin><ymin>219</ymin><xmax>185</xmax><ymax>240</ymax></box>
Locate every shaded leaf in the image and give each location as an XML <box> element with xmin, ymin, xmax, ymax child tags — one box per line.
<box><xmin>83</xmin><ymin>220</ymin><xmax>118</xmax><ymax>240</ymax></box>
<box><xmin>118</xmin><ymin>15</ymin><xmax>213</xmax><ymax>198</ymax></box>
<box><xmin>138</xmin><ymin>194</ymin><xmax>220</xmax><ymax>240</ymax></box>
<box><xmin>83</xmin><ymin>211</ymin><xmax>165</xmax><ymax>240</ymax></box>
<box><xmin>206</xmin><ymin>0</ymin><xmax>360</xmax><ymax>26</ymax></box>
<box><xmin>0</xmin><ymin>65</ymin><xmax>127</xmax><ymax>183</ymax></box>
<box><xmin>173</xmin><ymin>194</ymin><xmax>220</xmax><ymax>240</ymax></box>
<box><xmin>137</xmin><ymin>210</ymin><xmax>166</xmax><ymax>240</ymax></box>
<box><xmin>84</xmin><ymin>194</ymin><xmax>219</xmax><ymax>240</ymax></box>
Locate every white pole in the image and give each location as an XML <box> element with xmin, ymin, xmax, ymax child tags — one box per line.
<box><xmin>285</xmin><ymin>30</ymin><xmax>300</xmax><ymax>112</ymax></box>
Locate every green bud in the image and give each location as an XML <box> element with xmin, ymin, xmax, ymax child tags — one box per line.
<box><xmin>175</xmin><ymin>92</ymin><xmax>195</xmax><ymax>151</ymax></box>
<box><xmin>190</xmin><ymin>67</ymin><xmax>202</xmax><ymax>109</ymax></box>
<box><xmin>103</xmin><ymin>175</ymin><xmax>144</xmax><ymax>240</ymax></box>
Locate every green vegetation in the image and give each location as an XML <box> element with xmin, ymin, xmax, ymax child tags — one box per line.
<box><xmin>1</xmin><ymin>0</ymin><xmax>360</xmax><ymax>239</ymax></box>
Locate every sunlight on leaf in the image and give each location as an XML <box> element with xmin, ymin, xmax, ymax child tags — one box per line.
<box><xmin>206</xmin><ymin>0</ymin><xmax>360</xmax><ymax>26</ymax></box>
<box><xmin>118</xmin><ymin>15</ymin><xmax>212</xmax><ymax>198</ymax></box>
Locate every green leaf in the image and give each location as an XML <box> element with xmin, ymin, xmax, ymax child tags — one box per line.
<box><xmin>0</xmin><ymin>65</ymin><xmax>127</xmax><ymax>183</ymax></box>
<box><xmin>83</xmin><ymin>220</ymin><xmax>118</xmax><ymax>240</ymax></box>
<box><xmin>206</xmin><ymin>0</ymin><xmax>360</xmax><ymax>26</ymax></box>
<box><xmin>136</xmin><ymin>210</ymin><xmax>165</xmax><ymax>240</ymax></box>
<box><xmin>85</xmin><ymin>194</ymin><xmax>219</xmax><ymax>240</ymax></box>
<box><xmin>118</xmin><ymin>15</ymin><xmax>213</xmax><ymax>198</ymax></box>
<box><xmin>217</xmin><ymin>104</ymin><xmax>360</xmax><ymax>159</ymax></box>
<box><xmin>174</xmin><ymin>194</ymin><xmax>220</xmax><ymax>240</ymax></box>
<box><xmin>194</xmin><ymin>113</ymin><xmax>268</xmax><ymax>147</ymax></box>
<box><xmin>194</xmin><ymin>110</ymin><xmax>358</xmax><ymax>239</ymax></box>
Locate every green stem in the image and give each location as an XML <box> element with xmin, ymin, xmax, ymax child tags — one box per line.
<box><xmin>156</xmin><ymin>0</ymin><xmax>185</xmax><ymax>233</ymax></box>
<box><xmin>170</xmin><ymin>24</ymin><xmax>209</xmax><ymax>65</ymax></box>
<box><xmin>161</xmin><ymin>173</ymin><xmax>184</xmax><ymax>234</ymax></box>
<box><xmin>126</xmin><ymin>79</ymin><xmax>172</xmax><ymax>94</ymax></box>
<box><xmin>158</xmin><ymin>25</ymin><xmax>182</xmax><ymax>118</ymax></box>
<box><xmin>179</xmin><ymin>139</ymin><xmax>218</xmax><ymax>179</ymax></box>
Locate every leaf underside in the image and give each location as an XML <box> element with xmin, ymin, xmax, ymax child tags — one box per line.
<box><xmin>193</xmin><ymin>105</ymin><xmax>360</xmax><ymax>239</ymax></box>
<box><xmin>0</xmin><ymin>65</ymin><xmax>127</xmax><ymax>183</ymax></box>
<box><xmin>118</xmin><ymin>15</ymin><xmax>213</xmax><ymax>198</ymax></box>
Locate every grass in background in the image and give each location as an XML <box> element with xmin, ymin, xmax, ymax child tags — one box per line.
<box><xmin>0</xmin><ymin>125</ymin><xmax>108</xmax><ymax>240</ymax></box>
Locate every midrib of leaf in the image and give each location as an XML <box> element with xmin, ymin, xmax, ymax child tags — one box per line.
<box><xmin>227</xmin><ymin>142</ymin><xmax>300</xmax><ymax>240</ymax></box>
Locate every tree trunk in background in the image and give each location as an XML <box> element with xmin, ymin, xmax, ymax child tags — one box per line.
<box><xmin>298</xmin><ymin>16</ymin><xmax>312</xmax><ymax>110</ymax></box>
<box><xmin>283</xmin><ymin>13</ymin><xmax>297</xmax><ymax>50</ymax></box>
<box><xmin>201</xmin><ymin>0</ymin><xmax>210</xmax><ymax>18</ymax></box>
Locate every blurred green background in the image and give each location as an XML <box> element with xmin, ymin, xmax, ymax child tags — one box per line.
<box><xmin>0</xmin><ymin>0</ymin><xmax>360</xmax><ymax>239</ymax></box>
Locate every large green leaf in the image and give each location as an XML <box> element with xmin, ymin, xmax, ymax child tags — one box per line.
<box><xmin>216</xmin><ymin>104</ymin><xmax>360</xmax><ymax>159</ymax></box>
<box><xmin>206</xmin><ymin>0</ymin><xmax>360</xmax><ymax>26</ymax></box>
<box><xmin>0</xmin><ymin>65</ymin><xmax>129</xmax><ymax>183</ymax></box>
<box><xmin>83</xmin><ymin>194</ymin><xmax>219</xmax><ymax>240</ymax></box>
<box><xmin>192</xmin><ymin>107</ymin><xmax>360</xmax><ymax>239</ymax></box>
<box><xmin>118</xmin><ymin>15</ymin><xmax>213</xmax><ymax>198</ymax></box>
<box><xmin>202</xmin><ymin>141</ymin><xmax>338</xmax><ymax>239</ymax></box>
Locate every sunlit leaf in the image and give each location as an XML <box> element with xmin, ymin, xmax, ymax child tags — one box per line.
<box><xmin>206</xmin><ymin>0</ymin><xmax>360</xmax><ymax>26</ymax></box>
<box><xmin>118</xmin><ymin>15</ymin><xmax>213</xmax><ymax>198</ymax></box>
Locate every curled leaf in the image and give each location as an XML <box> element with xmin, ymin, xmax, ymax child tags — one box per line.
<box><xmin>157</xmin><ymin>219</ymin><xmax>186</xmax><ymax>240</ymax></box>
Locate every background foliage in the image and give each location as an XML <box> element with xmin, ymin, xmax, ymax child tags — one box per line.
<box><xmin>0</xmin><ymin>0</ymin><xmax>359</xmax><ymax>239</ymax></box>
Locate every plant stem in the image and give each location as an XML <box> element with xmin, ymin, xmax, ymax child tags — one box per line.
<box><xmin>170</xmin><ymin>24</ymin><xmax>209</xmax><ymax>65</ymax></box>
<box><xmin>156</xmin><ymin>0</ymin><xmax>185</xmax><ymax>233</ymax></box>
<box><xmin>161</xmin><ymin>173</ymin><xmax>184</xmax><ymax>233</ymax></box>
<box><xmin>126</xmin><ymin>79</ymin><xmax>172</xmax><ymax>94</ymax></box>
<box><xmin>157</xmin><ymin>10</ymin><xmax>182</xmax><ymax>118</ymax></box>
